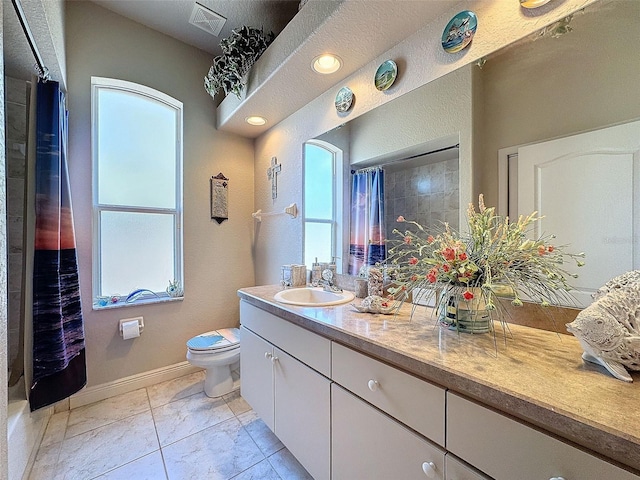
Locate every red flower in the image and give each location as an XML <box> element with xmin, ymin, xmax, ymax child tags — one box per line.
<box><xmin>404</xmin><ymin>236</ymin><xmax>412</xmax><ymax>244</ymax></box>
<box><xmin>463</xmin><ymin>290</ymin><xmax>474</xmax><ymax>300</ymax></box>
<box><xmin>427</xmin><ymin>235</ymin><xmax>435</xmax><ymax>244</ymax></box>
<box><xmin>443</xmin><ymin>248</ymin><xmax>456</xmax><ymax>261</ymax></box>
<box><xmin>408</xmin><ymin>257</ymin><xmax>419</xmax><ymax>265</ymax></box>
<box><xmin>458</xmin><ymin>252</ymin><xmax>468</xmax><ymax>261</ymax></box>
<box><xmin>410</xmin><ymin>275</ymin><xmax>418</xmax><ymax>282</ymax></box>
<box><xmin>427</xmin><ymin>274</ymin><xmax>437</xmax><ymax>283</ymax></box>
<box><xmin>397</xmin><ymin>216</ymin><xmax>405</xmax><ymax>222</ymax></box>
<box><xmin>442</xmin><ymin>264</ymin><xmax>450</xmax><ymax>273</ymax></box>
<box><xmin>547</xmin><ymin>245</ymin><xmax>555</xmax><ymax>252</ymax></box>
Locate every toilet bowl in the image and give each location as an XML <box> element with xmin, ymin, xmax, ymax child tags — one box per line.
<box><xmin>186</xmin><ymin>327</ymin><xmax>240</xmax><ymax>398</ymax></box>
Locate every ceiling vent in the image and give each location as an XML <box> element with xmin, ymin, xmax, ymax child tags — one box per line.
<box><xmin>189</xmin><ymin>2</ymin><xmax>226</xmax><ymax>37</ymax></box>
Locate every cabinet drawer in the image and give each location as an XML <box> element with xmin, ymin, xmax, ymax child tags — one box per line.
<box><xmin>240</xmin><ymin>301</ymin><xmax>331</xmax><ymax>377</ymax></box>
<box><xmin>332</xmin><ymin>384</ymin><xmax>445</xmax><ymax>480</ymax></box>
<box><xmin>447</xmin><ymin>392</ymin><xmax>639</xmax><ymax>480</ymax></box>
<box><xmin>332</xmin><ymin>342</ymin><xmax>445</xmax><ymax>446</ymax></box>
<box><xmin>445</xmin><ymin>454</ymin><xmax>490</xmax><ymax>480</ymax></box>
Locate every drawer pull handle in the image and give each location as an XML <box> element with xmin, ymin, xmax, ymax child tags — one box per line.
<box><xmin>264</xmin><ymin>352</ymin><xmax>273</xmax><ymax>360</ymax></box>
<box><xmin>271</xmin><ymin>355</ymin><xmax>279</xmax><ymax>364</ymax></box>
<box><xmin>367</xmin><ymin>379</ymin><xmax>379</xmax><ymax>392</ymax></box>
<box><xmin>421</xmin><ymin>461</ymin><xmax>436</xmax><ymax>478</ymax></box>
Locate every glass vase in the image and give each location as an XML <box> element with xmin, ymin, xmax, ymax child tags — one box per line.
<box><xmin>438</xmin><ymin>286</ymin><xmax>491</xmax><ymax>333</ymax></box>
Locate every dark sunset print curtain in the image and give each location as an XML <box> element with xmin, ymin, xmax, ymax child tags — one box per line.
<box><xmin>30</xmin><ymin>80</ymin><xmax>86</xmax><ymax>411</ymax></box>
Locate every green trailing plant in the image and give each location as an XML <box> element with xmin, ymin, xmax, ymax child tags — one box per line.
<box><xmin>204</xmin><ymin>26</ymin><xmax>274</xmax><ymax>100</ymax></box>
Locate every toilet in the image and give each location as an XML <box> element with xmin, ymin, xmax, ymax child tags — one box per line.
<box><xmin>186</xmin><ymin>327</ymin><xmax>240</xmax><ymax>398</ymax></box>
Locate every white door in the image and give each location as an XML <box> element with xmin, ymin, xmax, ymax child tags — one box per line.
<box><xmin>331</xmin><ymin>384</ymin><xmax>445</xmax><ymax>480</ymax></box>
<box><xmin>239</xmin><ymin>327</ymin><xmax>275</xmax><ymax>431</ymax></box>
<box><xmin>517</xmin><ymin>120</ymin><xmax>640</xmax><ymax>307</ymax></box>
<box><xmin>274</xmin><ymin>348</ymin><xmax>331</xmax><ymax>480</ymax></box>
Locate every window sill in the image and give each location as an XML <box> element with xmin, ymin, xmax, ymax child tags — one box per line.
<box><xmin>92</xmin><ymin>294</ymin><xmax>184</xmax><ymax>311</ymax></box>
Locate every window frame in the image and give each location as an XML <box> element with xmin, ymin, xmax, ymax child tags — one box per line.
<box><xmin>91</xmin><ymin>77</ymin><xmax>184</xmax><ymax>308</ymax></box>
<box><xmin>302</xmin><ymin>140</ymin><xmax>345</xmax><ymax>272</ymax></box>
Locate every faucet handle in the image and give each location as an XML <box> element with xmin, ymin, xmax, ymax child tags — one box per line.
<box><xmin>321</xmin><ymin>269</ymin><xmax>333</xmax><ymax>282</ymax></box>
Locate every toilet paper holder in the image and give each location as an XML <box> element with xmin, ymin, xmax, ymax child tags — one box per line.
<box><xmin>119</xmin><ymin>317</ymin><xmax>144</xmax><ymax>339</ymax></box>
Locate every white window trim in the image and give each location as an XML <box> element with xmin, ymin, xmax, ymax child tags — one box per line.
<box><xmin>303</xmin><ymin>139</ymin><xmax>344</xmax><ymax>272</ymax></box>
<box><xmin>91</xmin><ymin>77</ymin><xmax>184</xmax><ymax>308</ymax></box>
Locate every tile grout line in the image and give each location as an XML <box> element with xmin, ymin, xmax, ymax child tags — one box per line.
<box><xmin>146</xmin><ymin>386</ymin><xmax>172</xmax><ymax>480</ymax></box>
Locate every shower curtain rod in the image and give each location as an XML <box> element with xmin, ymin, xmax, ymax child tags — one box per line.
<box><xmin>351</xmin><ymin>143</ymin><xmax>460</xmax><ymax>174</ymax></box>
<box><xmin>11</xmin><ymin>0</ymin><xmax>51</xmax><ymax>81</ymax></box>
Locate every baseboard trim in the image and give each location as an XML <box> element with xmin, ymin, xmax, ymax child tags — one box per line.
<box><xmin>70</xmin><ymin>362</ymin><xmax>202</xmax><ymax>409</ymax></box>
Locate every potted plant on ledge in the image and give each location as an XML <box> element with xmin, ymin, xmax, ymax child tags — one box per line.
<box><xmin>204</xmin><ymin>26</ymin><xmax>274</xmax><ymax>100</ymax></box>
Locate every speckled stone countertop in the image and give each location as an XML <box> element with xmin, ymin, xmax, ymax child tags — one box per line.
<box><xmin>238</xmin><ymin>285</ymin><xmax>640</xmax><ymax>474</ymax></box>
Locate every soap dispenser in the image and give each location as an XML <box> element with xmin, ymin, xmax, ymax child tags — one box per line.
<box><xmin>311</xmin><ymin>258</ymin><xmax>322</xmax><ymax>286</ymax></box>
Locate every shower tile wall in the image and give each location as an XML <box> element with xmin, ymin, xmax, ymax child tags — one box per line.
<box><xmin>5</xmin><ymin>76</ymin><xmax>27</xmax><ymax>372</ymax></box>
<box><xmin>385</xmin><ymin>157</ymin><xmax>459</xmax><ymax>240</ymax></box>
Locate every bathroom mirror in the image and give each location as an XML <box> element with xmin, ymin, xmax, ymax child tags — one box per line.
<box><xmin>305</xmin><ymin>0</ymin><xmax>639</xmax><ymax>275</ymax></box>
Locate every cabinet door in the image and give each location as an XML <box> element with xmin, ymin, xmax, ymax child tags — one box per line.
<box><xmin>240</xmin><ymin>326</ymin><xmax>275</xmax><ymax>431</ymax></box>
<box><xmin>332</xmin><ymin>384</ymin><xmax>445</xmax><ymax>480</ymax></box>
<box><xmin>445</xmin><ymin>454</ymin><xmax>490</xmax><ymax>480</ymax></box>
<box><xmin>447</xmin><ymin>393</ymin><xmax>639</xmax><ymax>480</ymax></box>
<box><xmin>274</xmin><ymin>348</ymin><xmax>331</xmax><ymax>480</ymax></box>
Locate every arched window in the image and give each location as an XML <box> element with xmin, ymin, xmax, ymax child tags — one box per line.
<box><xmin>91</xmin><ymin>77</ymin><xmax>183</xmax><ymax>306</ymax></box>
<box><xmin>303</xmin><ymin>140</ymin><xmax>344</xmax><ymax>271</ymax></box>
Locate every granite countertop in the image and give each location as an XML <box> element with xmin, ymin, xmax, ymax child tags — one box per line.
<box><xmin>238</xmin><ymin>285</ymin><xmax>640</xmax><ymax>474</ymax></box>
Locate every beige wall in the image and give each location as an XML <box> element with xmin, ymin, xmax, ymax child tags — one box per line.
<box><xmin>477</xmin><ymin>0</ymin><xmax>640</xmax><ymax>208</ymax></box>
<box><xmin>66</xmin><ymin>2</ymin><xmax>255</xmax><ymax>387</ymax></box>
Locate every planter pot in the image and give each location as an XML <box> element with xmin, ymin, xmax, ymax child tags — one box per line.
<box><xmin>438</xmin><ymin>287</ymin><xmax>491</xmax><ymax>333</ymax></box>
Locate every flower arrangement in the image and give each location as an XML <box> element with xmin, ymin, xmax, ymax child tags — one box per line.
<box><xmin>386</xmin><ymin>195</ymin><xmax>585</xmax><ymax>330</ymax></box>
<box><xmin>204</xmin><ymin>26</ymin><xmax>274</xmax><ymax>100</ymax></box>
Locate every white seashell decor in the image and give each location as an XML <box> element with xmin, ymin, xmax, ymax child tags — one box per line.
<box><xmin>567</xmin><ymin>278</ymin><xmax>640</xmax><ymax>382</ymax></box>
<box><xmin>591</xmin><ymin>269</ymin><xmax>640</xmax><ymax>301</ymax></box>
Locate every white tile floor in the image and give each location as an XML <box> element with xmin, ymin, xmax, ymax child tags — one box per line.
<box><xmin>27</xmin><ymin>371</ymin><xmax>313</xmax><ymax>480</ymax></box>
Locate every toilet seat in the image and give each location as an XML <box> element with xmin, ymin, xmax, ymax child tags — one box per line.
<box><xmin>187</xmin><ymin>327</ymin><xmax>240</xmax><ymax>353</ymax></box>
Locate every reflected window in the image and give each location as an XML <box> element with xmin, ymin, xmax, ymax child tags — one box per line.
<box><xmin>303</xmin><ymin>141</ymin><xmax>343</xmax><ymax>270</ymax></box>
<box><xmin>92</xmin><ymin>77</ymin><xmax>183</xmax><ymax>304</ymax></box>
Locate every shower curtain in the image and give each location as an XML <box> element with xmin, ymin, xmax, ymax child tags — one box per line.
<box><xmin>348</xmin><ymin>168</ymin><xmax>386</xmax><ymax>276</ymax></box>
<box><xmin>29</xmin><ymin>80</ymin><xmax>86</xmax><ymax>411</ymax></box>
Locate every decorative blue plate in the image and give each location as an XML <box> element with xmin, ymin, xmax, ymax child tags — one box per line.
<box><xmin>441</xmin><ymin>11</ymin><xmax>478</xmax><ymax>54</ymax></box>
<box><xmin>374</xmin><ymin>60</ymin><xmax>398</xmax><ymax>91</ymax></box>
<box><xmin>335</xmin><ymin>86</ymin><xmax>354</xmax><ymax>113</ymax></box>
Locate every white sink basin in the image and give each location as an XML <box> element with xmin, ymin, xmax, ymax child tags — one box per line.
<box><xmin>274</xmin><ymin>287</ymin><xmax>355</xmax><ymax>306</ymax></box>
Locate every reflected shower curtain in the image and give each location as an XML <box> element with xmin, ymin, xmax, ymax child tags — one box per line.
<box><xmin>30</xmin><ymin>80</ymin><xmax>86</xmax><ymax>411</ymax></box>
<box><xmin>348</xmin><ymin>168</ymin><xmax>386</xmax><ymax>276</ymax></box>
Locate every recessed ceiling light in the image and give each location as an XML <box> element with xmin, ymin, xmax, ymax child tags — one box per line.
<box><xmin>245</xmin><ymin>116</ymin><xmax>267</xmax><ymax>126</ymax></box>
<box><xmin>312</xmin><ymin>54</ymin><xmax>342</xmax><ymax>74</ymax></box>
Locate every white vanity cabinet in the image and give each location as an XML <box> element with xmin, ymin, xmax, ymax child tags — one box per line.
<box><xmin>444</xmin><ymin>454</ymin><xmax>490</xmax><ymax>480</ymax></box>
<box><xmin>447</xmin><ymin>392</ymin><xmax>639</xmax><ymax>480</ymax></box>
<box><xmin>240</xmin><ymin>301</ymin><xmax>331</xmax><ymax>480</ymax></box>
<box><xmin>332</xmin><ymin>384</ymin><xmax>445</xmax><ymax>480</ymax></box>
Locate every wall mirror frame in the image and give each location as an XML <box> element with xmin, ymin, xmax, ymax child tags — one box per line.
<box><xmin>302</xmin><ymin>0</ymin><xmax>640</xmax><ymax>280</ymax></box>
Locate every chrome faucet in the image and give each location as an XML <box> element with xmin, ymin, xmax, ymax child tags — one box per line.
<box><xmin>319</xmin><ymin>269</ymin><xmax>342</xmax><ymax>293</ymax></box>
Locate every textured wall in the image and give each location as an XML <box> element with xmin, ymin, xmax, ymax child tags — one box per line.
<box><xmin>66</xmin><ymin>2</ymin><xmax>255</xmax><ymax>387</ymax></box>
<box><xmin>4</xmin><ymin>77</ymin><xmax>27</xmax><ymax>373</ymax></box>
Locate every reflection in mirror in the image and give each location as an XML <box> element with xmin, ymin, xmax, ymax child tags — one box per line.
<box><xmin>305</xmin><ymin>0</ymin><xmax>639</xmax><ymax>277</ymax></box>
<box><xmin>302</xmin><ymin>140</ymin><xmax>345</xmax><ymax>271</ymax></box>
